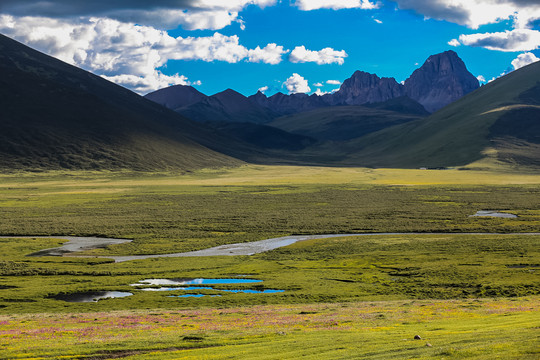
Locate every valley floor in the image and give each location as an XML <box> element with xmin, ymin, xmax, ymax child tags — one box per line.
<box><xmin>0</xmin><ymin>165</ymin><xmax>538</xmax><ymax>359</ymax></box>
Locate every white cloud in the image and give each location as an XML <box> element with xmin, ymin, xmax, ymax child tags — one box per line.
<box><xmin>313</xmin><ymin>82</ymin><xmax>324</xmax><ymax>87</ymax></box>
<box><xmin>476</xmin><ymin>75</ymin><xmax>486</xmax><ymax>83</ymax></box>
<box><xmin>289</xmin><ymin>45</ymin><xmax>348</xmax><ymax>65</ymax></box>
<box><xmin>284</xmin><ymin>73</ymin><xmax>311</xmax><ymax>94</ymax></box>
<box><xmin>0</xmin><ymin>15</ymin><xmax>286</xmax><ymax>93</ymax></box>
<box><xmin>294</xmin><ymin>0</ymin><xmax>379</xmax><ymax>11</ymax></box>
<box><xmin>102</xmin><ymin>72</ymin><xmax>197</xmax><ymax>94</ymax></box>
<box><xmin>314</xmin><ymin>88</ymin><xmax>328</xmax><ymax>96</ymax></box>
<box><xmin>458</xmin><ymin>29</ymin><xmax>540</xmax><ymax>52</ymax></box>
<box><xmin>326</xmin><ymin>79</ymin><xmax>341</xmax><ymax>85</ymax></box>
<box><xmin>448</xmin><ymin>38</ymin><xmax>461</xmax><ymax>47</ymax></box>
<box><xmin>511</xmin><ymin>52</ymin><xmax>540</xmax><ymax>70</ymax></box>
<box><xmin>390</xmin><ymin>0</ymin><xmax>540</xmax><ymax>30</ymax></box>
<box><xmin>374</xmin><ymin>18</ymin><xmax>383</xmax><ymax>24</ymax></box>
<box><xmin>248</xmin><ymin>43</ymin><xmax>288</xmax><ymax>64</ymax></box>
<box><xmin>258</xmin><ymin>85</ymin><xmax>269</xmax><ymax>93</ymax></box>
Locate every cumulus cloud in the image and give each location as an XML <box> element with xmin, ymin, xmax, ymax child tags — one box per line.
<box><xmin>102</xmin><ymin>72</ymin><xmax>195</xmax><ymax>94</ymax></box>
<box><xmin>458</xmin><ymin>29</ymin><xmax>540</xmax><ymax>52</ymax></box>
<box><xmin>289</xmin><ymin>46</ymin><xmax>348</xmax><ymax>65</ymax></box>
<box><xmin>294</xmin><ymin>0</ymin><xmax>379</xmax><ymax>11</ymax></box>
<box><xmin>257</xmin><ymin>85</ymin><xmax>269</xmax><ymax>93</ymax></box>
<box><xmin>326</xmin><ymin>79</ymin><xmax>341</xmax><ymax>85</ymax></box>
<box><xmin>248</xmin><ymin>43</ymin><xmax>288</xmax><ymax>64</ymax></box>
<box><xmin>313</xmin><ymin>82</ymin><xmax>324</xmax><ymax>87</ymax></box>
<box><xmin>390</xmin><ymin>0</ymin><xmax>540</xmax><ymax>30</ymax></box>
<box><xmin>0</xmin><ymin>0</ymin><xmax>277</xmax><ymax>30</ymax></box>
<box><xmin>448</xmin><ymin>38</ymin><xmax>461</xmax><ymax>47</ymax></box>
<box><xmin>511</xmin><ymin>52</ymin><xmax>540</xmax><ymax>70</ymax></box>
<box><xmin>314</xmin><ymin>88</ymin><xmax>328</xmax><ymax>96</ymax></box>
<box><xmin>284</xmin><ymin>73</ymin><xmax>311</xmax><ymax>94</ymax></box>
<box><xmin>0</xmin><ymin>15</ymin><xmax>286</xmax><ymax>93</ymax></box>
<box><xmin>476</xmin><ymin>75</ymin><xmax>486</xmax><ymax>83</ymax></box>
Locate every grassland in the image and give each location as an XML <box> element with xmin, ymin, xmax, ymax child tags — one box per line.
<box><xmin>0</xmin><ymin>165</ymin><xmax>538</xmax><ymax>358</ymax></box>
<box><xmin>1</xmin><ymin>298</ymin><xmax>538</xmax><ymax>359</ymax></box>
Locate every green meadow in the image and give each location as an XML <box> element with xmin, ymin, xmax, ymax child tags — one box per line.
<box><xmin>0</xmin><ymin>165</ymin><xmax>538</xmax><ymax>358</ymax></box>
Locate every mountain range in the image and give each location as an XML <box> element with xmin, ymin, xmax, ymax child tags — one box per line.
<box><xmin>0</xmin><ymin>33</ymin><xmax>242</xmax><ymax>171</ymax></box>
<box><xmin>1</xmin><ymin>33</ymin><xmax>538</xmax><ymax>171</ymax></box>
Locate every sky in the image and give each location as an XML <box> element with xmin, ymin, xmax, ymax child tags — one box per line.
<box><xmin>0</xmin><ymin>0</ymin><xmax>539</xmax><ymax>97</ymax></box>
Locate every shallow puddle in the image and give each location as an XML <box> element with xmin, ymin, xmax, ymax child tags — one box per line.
<box><xmin>53</xmin><ymin>291</ymin><xmax>133</xmax><ymax>303</ymax></box>
<box><xmin>131</xmin><ymin>278</ymin><xmax>284</xmax><ymax>296</ymax></box>
<box><xmin>131</xmin><ymin>278</ymin><xmax>262</xmax><ymax>286</ymax></box>
<box><xmin>469</xmin><ymin>210</ymin><xmax>518</xmax><ymax>218</ymax></box>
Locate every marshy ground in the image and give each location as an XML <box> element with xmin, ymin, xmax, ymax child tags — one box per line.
<box><xmin>0</xmin><ymin>165</ymin><xmax>538</xmax><ymax>358</ymax></box>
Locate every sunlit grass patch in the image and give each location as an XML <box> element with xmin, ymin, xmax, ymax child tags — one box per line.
<box><xmin>0</xmin><ymin>297</ymin><xmax>537</xmax><ymax>359</ymax></box>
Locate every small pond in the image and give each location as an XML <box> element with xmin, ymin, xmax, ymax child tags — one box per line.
<box><xmin>53</xmin><ymin>291</ymin><xmax>133</xmax><ymax>303</ymax></box>
<box><xmin>469</xmin><ymin>210</ymin><xmax>518</xmax><ymax>218</ymax></box>
<box><xmin>131</xmin><ymin>278</ymin><xmax>284</xmax><ymax>297</ymax></box>
<box><xmin>131</xmin><ymin>278</ymin><xmax>262</xmax><ymax>286</ymax></box>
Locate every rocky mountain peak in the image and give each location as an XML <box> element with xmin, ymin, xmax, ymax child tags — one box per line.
<box><xmin>331</xmin><ymin>71</ymin><xmax>405</xmax><ymax>105</ymax></box>
<box><xmin>404</xmin><ymin>50</ymin><xmax>479</xmax><ymax>112</ymax></box>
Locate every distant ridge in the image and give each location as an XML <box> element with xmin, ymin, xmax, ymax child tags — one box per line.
<box><xmin>340</xmin><ymin>59</ymin><xmax>540</xmax><ymax>168</ymax></box>
<box><xmin>248</xmin><ymin>50</ymin><xmax>478</xmax><ymax>115</ymax></box>
<box><xmin>4</xmin><ymin>30</ymin><xmax>536</xmax><ymax>172</ymax></box>
<box><xmin>178</xmin><ymin>88</ymin><xmax>279</xmax><ymax>124</ymax></box>
<box><xmin>0</xmin><ymin>34</ymin><xmax>242</xmax><ymax>171</ymax></box>
<box><xmin>144</xmin><ymin>84</ymin><xmax>206</xmax><ymax>110</ymax></box>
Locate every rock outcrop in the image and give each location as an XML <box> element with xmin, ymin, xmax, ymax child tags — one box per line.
<box><xmin>330</xmin><ymin>71</ymin><xmax>405</xmax><ymax>105</ymax></box>
<box><xmin>404</xmin><ymin>50</ymin><xmax>479</xmax><ymax>112</ymax></box>
<box><xmin>249</xmin><ymin>50</ymin><xmax>479</xmax><ymax>115</ymax></box>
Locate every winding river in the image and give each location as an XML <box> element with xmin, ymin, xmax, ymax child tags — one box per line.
<box><xmin>3</xmin><ymin>233</ymin><xmax>539</xmax><ymax>263</ymax></box>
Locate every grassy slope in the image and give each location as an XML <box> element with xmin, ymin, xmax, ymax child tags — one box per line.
<box><xmin>0</xmin><ymin>34</ymin><xmax>242</xmax><ymax>171</ymax></box>
<box><xmin>269</xmin><ymin>105</ymin><xmax>422</xmax><ymax>141</ymax></box>
<box><xmin>339</xmin><ymin>61</ymin><xmax>540</xmax><ymax>169</ymax></box>
<box><xmin>1</xmin><ymin>298</ymin><xmax>538</xmax><ymax>359</ymax></box>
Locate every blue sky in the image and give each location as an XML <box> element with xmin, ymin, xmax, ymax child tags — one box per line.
<box><xmin>0</xmin><ymin>1</ymin><xmax>539</xmax><ymax>96</ymax></box>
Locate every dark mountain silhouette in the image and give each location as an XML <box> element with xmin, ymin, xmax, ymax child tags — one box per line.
<box><xmin>178</xmin><ymin>88</ymin><xmax>279</xmax><ymax>124</ymax></box>
<box><xmin>145</xmin><ymin>87</ymin><xmax>317</xmax><ymax>152</ymax></box>
<box><xmin>248</xmin><ymin>91</ymin><xmax>328</xmax><ymax>116</ymax></box>
<box><xmin>0</xmin><ymin>34</ymin><xmax>242</xmax><ymax>171</ymax></box>
<box><xmin>144</xmin><ymin>84</ymin><xmax>207</xmax><ymax>110</ymax></box>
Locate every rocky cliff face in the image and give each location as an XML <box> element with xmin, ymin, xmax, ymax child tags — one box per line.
<box><xmin>404</xmin><ymin>50</ymin><xmax>479</xmax><ymax>113</ymax></box>
<box><xmin>250</xmin><ymin>51</ymin><xmax>479</xmax><ymax>115</ymax></box>
<box><xmin>331</xmin><ymin>71</ymin><xmax>405</xmax><ymax>105</ymax></box>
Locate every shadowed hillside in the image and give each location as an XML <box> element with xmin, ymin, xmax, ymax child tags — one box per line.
<box><xmin>0</xmin><ymin>34</ymin><xmax>242</xmax><ymax>171</ymax></box>
<box><xmin>269</xmin><ymin>97</ymin><xmax>427</xmax><ymax>141</ymax></box>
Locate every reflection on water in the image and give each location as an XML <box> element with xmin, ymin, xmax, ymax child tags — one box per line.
<box><xmin>131</xmin><ymin>278</ymin><xmax>262</xmax><ymax>286</ymax></box>
<box><xmin>53</xmin><ymin>291</ymin><xmax>133</xmax><ymax>303</ymax></box>
<box><xmin>131</xmin><ymin>278</ymin><xmax>284</xmax><ymax>297</ymax></box>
